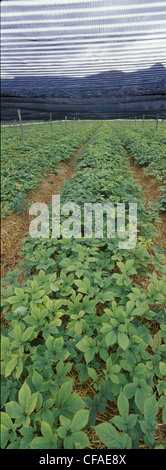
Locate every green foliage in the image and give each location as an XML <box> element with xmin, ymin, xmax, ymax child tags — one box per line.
<box><xmin>1</xmin><ymin>121</ymin><xmax>166</xmax><ymax>449</ymax></box>
<box><xmin>1</xmin><ymin>121</ymin><xmax>98</xmax><ymax>216</ymax></box>
<box><xmin>116</xmin><ymin>121</ymin><xmax>166</xmax><ymax>211</ymax></box>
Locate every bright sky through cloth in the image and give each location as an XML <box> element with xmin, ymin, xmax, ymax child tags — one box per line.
<box><xmin>1</xmin><ymin>0</ymin><xmax>166</xmax><ymax>78</ymax></box>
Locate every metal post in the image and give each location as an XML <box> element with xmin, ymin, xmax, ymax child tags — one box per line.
<box><xmin>156</xmin><ymin>113</ymin><xmax>159</xmax><ymax>131</ymax></box>
<box><xmin>50</xmin><ymin>113</ymin><xmax>53</xmax><ymax>133</ymax></box>
<box><xmin>17</xmin><ymin>109</ymin><xmax>25</xmax><ymax>140</ymax></box>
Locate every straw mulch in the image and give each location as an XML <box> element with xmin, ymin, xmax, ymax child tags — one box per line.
<box><xmin>129</xmin><ymin>157</ymin><xmax>166</xmax><ymax>253</ymax></box>
<box><xmin>1</xmin><ymin>144</ymin><xmax>166</xmax><ymax>449</ymax></box>
<box><xmin>1</xmin><ymin>142</ymin><xmax>86</xmax><ymax>281</ymax></box>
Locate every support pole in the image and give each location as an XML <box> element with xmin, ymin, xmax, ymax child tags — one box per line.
<box><xmin>156</xmin><ymin>113</ymin><xmax>159</xmax><ymax>131</ymax></box>
<box><xmin>50</xmin><ymin>113</ymin><xmax>53</xmax><ymax>133</ymax></box>
<box><xmin>17</xmin><ymin>109</ymin><xmax>25</xmax><ymax>140</ymax></box>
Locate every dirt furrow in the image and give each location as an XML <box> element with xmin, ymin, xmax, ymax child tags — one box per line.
<box><xmin>127</xmin><ymin>152</ymin><xmax>166</xmax><ymax>253</ymax></box>
<box><xmin>1</xmin><ymin>141</ymin><xmax>87</xmax><ymax>280</ymax></box>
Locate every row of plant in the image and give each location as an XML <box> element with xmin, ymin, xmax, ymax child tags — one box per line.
<box><xmin>116</xmin><ymin>122</ymin><xmax>166</xmax><ymax>210</ymax></box>
<box><xmin>141</xmin><ymin>122</ymin><xmax>166</xmax><ymax>146</ymax></box>
<box><xmin>1</xmin><ymin>122</ymin><xmax>166</xmax><ymax>450</ymax></box>
<box><xmin>130</xmin><ymin>120</ymin><xmax>166</xmax><ymax>145</ymax></box>
<box><xmin>1</xmin><ymin>121</ymin><xmax>98</xmax><ymax>216</ymax></box>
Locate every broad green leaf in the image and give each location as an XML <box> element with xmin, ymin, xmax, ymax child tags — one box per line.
<box><xmin>84</xmin><ymin>349</ymin><xmax>95</xmax><ymax>364</ymax></box>
<box><xmin>72</xmin><ymin>431</ymin><xmax>90</xmax><ymax>449</ymax></box>
<box><xmin>109</xmin><ymin>372</ymin><xmax>120</xmax><ymax>384</ymax></box>
<box><xmin>41</xmin><ymin>421</ymin><xmax>53</xmax><ymax>441</ymax></box>
<box><xmin>87</xmin><ymin>368</ymin><xmax>98</xmax><ymax>381</ymax></box>
<box><xmin>111</xmin><ymin>364</ymin><xmax>121</xmax><ymax>374</ymax></box>
<box><xmin>1</xmin><ymin>336</ymin><xmax>10</xmax><ymax>356</ymax></box>
<box><xmin>94</xmin><ymin>423</ymin><xmax>123</xmax><ymax>449</ymax></box>
<box><xmin>127</xmin><ymin>414</ymin><xmax>138</xmax><ymax>429</ymax></box>
<box><xmin>106</xmin><ymin>357</ymin><xmax>112</xmax><ymax>372</ymax></box>
<box><xmin>30</xmin><ymin>437</ymin><xmax>51</xmax><ymax>449</ymax></box>
<box><xmin>64</xmin><ymin>436</ymin><xmax>73</xmax><ymax>449</ymax></box>
<box><xmin>31</xmin><ymin>305</ymin><xmax>41</xmax><ymax>320</ymax></box>
<box><xmin>159</xmin><ymin>362</ymin><xmax>166</xmax><ymax>376</ymax></box>
<box><xmin>71</xmin><ymin>410</ymin><xmax>89</xmax><ymax>432</ymax></box>
<box><xmin>64</xmin><ymin>392</ymin><xmax>86</xmax><ymax>414</ymax></box>
<box><xmin>111</xmin><ymin>416</ymin><xmax>126</xmax><ymax>431</ymax></box>
<box><xmin>106</xmin><ymin>330</ymin><xmax>117</xmax><ymax>347</ymax></box>
<box><xmin>27</xmin><ymin>393</ymin><xmax>38</xmax><ymax>415</ymax></box>
<box><xmin>126</xmin><ymin>259</ymin><xmax>135</xmax><ymax>271</ymax></box>
<box><xmin>22</xmin><ymin>415</ymin><xmax>31</xmax><ymax>428</ymax></box>
<box><xmin>144</xmin><ymin>431</ymin><xmax>155</xmax><ymax>447</ymax></box>
<box><xmin>135</xmin><ymin>388</ymin><xmax>147</xmax><ymax>413</ymax></box>
<box><xmin>58</xmin><ymin>425</ymin><xmax>68</xmax><ymax>439</ymax></box>
<box><xmin>76</xmin><ymin>337</ymin><xmax>90</xmax><ymax>353</ymax></box>
<box><xmin>126</xmin><ymin>300</ymin><xmax>135</xmax><ymax>314</ymax></box>
<box><xmin>144</xmin><ymin>395</ymin><xmax>158</xmax><ymax>424</ymax></box>
<box><xmin>102</xmin><ymin>291</ymin><xmax>115</xmax><ymax>301</ymax></box>
<box><xmin>135</xmin><ymin>363</ymin><xmax>146</xmax><ymax>376</ymax></box>
<box><xmin>74</xmin><ymin>280</ymin><xmax>87</xmax><ymax>294</ymax></box>
<box><xmin>5</xmin><ymin>357</ymin><xmax>18</xmax><ymax>378</ymax></box>
<box><xmin>123</xmin><ymin>383</ymin><xmax>137</xmax><ymax>399</ymax></box>
<box><xmin>14</xmin><ymin>287</ymin><xmax>24</xmax><ymax>297</ymax></box>
<box><xmin>31</xmin><ymin>279</ymin><xmax>38</xmax><ymax>291</ymax></box>
<box><xmin>7</xmin><ymin>441</ymin><xmax>20</xmax><ymax>449</ymax></box>
<box><xmin>53</xmin><ymin>337</ymin><xmax>64</xmax><ymax>352</ymax></box>
<box><xmin>59</xmin><ymin>415</ymin><xmax>71</xmax><ymax>429</ymax></box>
<box><xmin>1</xmin><ymin>424</ymin><xmax>9</xmax><ymax>449</ymax></box>
<box><xmin>130</xmin><ymin>335</ymin><xmax>144</xmax><ymax>343</ymax></box>
<box><xmin>13</xmin><ymin>324</ymin><xmax>22</xmax><ymax>341</ymax></box>
<box><xmin>118</xmin><ymin>332</ymin><xmax>129</xmax><ymax>350</ymax></box>
<box><xmin>36</xmin><ymin>392</ymin><xmax>43</xmax><ymax>411</ymax></box>
<box><xmin>18</xmin><ymin>381</ymin><xmax>31</xmax><ymax>411</ymax></box>
<box><xmin>162</xmin><ymin>406</ymin><xmax>166</xmax><ymax>424</ymax></box>
<box><xmin>15</xmin><ymin>358</ymin><xmax>23</xmax><ymax>379</ymax></box>
<box><xmin>22</xmin><ymin>327</ymin><xmax>35</xmax><ymax>342</ymax></box>
<box><xmin>32</xmin><ymin>370</ymin><xmax>43</xmax><ymax>389</ymax></box>
<box><xmin>5</xmin><ymin>401</ymin><xmax>23</xmax><ymax>418</ymax></box>
<box><xmin>7</xmin><ymin>296</ymin><xmax>19</xmax><ymax>304</ymax></box>
<box><xmin>117</xmin><ymin>262</ymin><xmax>126</xmax><ymax>273</ymax></box>
<box><xmin>42</xmin><ymin>409</ymin><xmax>54</xmax><ymax>428</ymax></box>
<box><xmin>45</xmin><ymin>335</ymin><xmax>54</xmax><ymax>350</ymax></box>
<box><xmin>57</xmin><ymin>382</ymin><xmax>73</xmax><ymax>407</ymax></box>
<box><xmin>117</xmin><ymin>392</ymin><xmax>129</xmax><ymax>421</ymax></box>
<box><xmin>35</xmin><ymin>289</ymin><xmax>45</xmax><ymax>300</ymax></box>
<box><xmin>122</xmin><ymin>433</ymin><xmax>132</xmax><ymax>449</ymax></box>
<box><xmin>0</xmin><ymin>412</ymin><xmax>13</xmax><ymax>430</ymax></box>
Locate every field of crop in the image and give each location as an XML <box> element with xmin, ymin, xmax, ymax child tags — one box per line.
<box><xmin>1</xmin><ymin>122</ymin><xmax>98</xmax><ymax>217</ymax></box>
<box><xmin>1</xmin><ymin>120</ymin><xmax>166</xmax><ymax>450</ymax></box>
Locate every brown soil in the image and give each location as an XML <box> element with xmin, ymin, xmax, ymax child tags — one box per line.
<box><xmin>129</xmin><ymin>155</ymin><xmax>166</xmax><ymax>253</ymax></box>
<box><xmin>1</xmin><ymin>141</ymin><xmax>87</xmax><ymax>280</ymax></box>
<box><xmin>1</xmin><ymin>141</ymin><xmax>166</xmax><ymax>450</ymax></box>
<box><xmin>124</xmin><ymin>150</ymin><xmax>166</xmax><ymax>448</ymax></box>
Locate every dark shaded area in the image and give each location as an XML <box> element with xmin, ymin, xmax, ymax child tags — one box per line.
<box><xmin>1</xmin><ymin>63</ymin><xmax>166</xmax><ymax>121</ymax></box>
